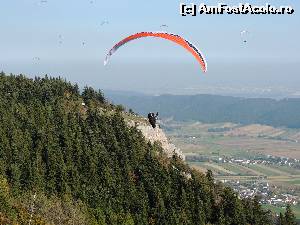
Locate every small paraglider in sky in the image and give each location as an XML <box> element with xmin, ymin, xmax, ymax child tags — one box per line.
<box><xmin>33</xmin><ymin>57</ymin><xmax>40</xmax><ymax>61</ymax></box>
<box><xmin>100</xmin><ymin>20</ymin><xmax>109</xmax><ymax>26</ymax></box>
<box><xmin>38</xmin><ymin>0</ymin><xmax>48</xmax><ymax>5</ymax></box>
<box><xmin>32</xmin><ymin>57</ymin><xmax>41</xmax><ymax>64</ymax></box>
<box><xmin>82</xmin><ymin>41</ymin><xmax>86</xmax><ymax>46</ymax></box>
<box><xmin>240</xmin><ymin>30</ymin><xmax>249</xmax><ymax>43</ymax></box>
<box><xmin>58</xmin><ymin>34</ymin><xmax>63</xmax><ymax>44</ymax></box>
<box><xmin>160</xmin><ymin>24</ymin><xmax>168</xmax><ymax>28</ymax></box>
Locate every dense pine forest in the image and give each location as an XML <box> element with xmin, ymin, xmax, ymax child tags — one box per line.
<box><xmin>0</xmin><ymin>72</ymin><xmax>297</xmax><ymax>225</ymax></box>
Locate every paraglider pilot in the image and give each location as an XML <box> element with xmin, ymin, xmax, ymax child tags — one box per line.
<box><xmin>148</xmin><ymin>112</ymin><xmax>159</xmax><ymax>128</ymax></box>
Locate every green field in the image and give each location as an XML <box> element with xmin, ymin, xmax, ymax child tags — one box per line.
<box><xmin>190</xmin><ymin>162</ymin><xmax>237</xmax><ymax>176</ymax></box>
<box><xmin>271</xmin><ymin>165</ymin><xmax>300</xmax><ymax>176</ymax></box>
<box><xmin>263</xmin><ymin>205</ymin><xmax>300</xmax><ymax>219</ymax></box>
<box><xmin>225</xmin><ymin>163</ymin><xmax>263</xmax><ymax>176</ymax></box>
<box><xmin>166</xmin><ymin>121</ymin><xmax>300</xmax><ymax>159</ymax></box>
<box><xmin>221</xmin><ymin>163</ymin><xmax>252</xmax><ymax>175</ymax></box>
<box><xmin>285</xmin><ymin>179</ymin><xmax>300</xmax><ymax>186</ymax></box>
<box><xmin>248</xmin><ymin>164</ymin><xmax>282</xmax><ymax>176</ymax></box>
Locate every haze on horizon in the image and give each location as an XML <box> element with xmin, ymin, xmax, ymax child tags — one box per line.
<box><xmin>0</xmin><ymin>0</ymin><xmax>299</xmax><ymax>97</ymax></box>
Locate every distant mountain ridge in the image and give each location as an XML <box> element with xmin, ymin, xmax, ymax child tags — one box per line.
<box><xmin>107</xmin><ymin>92</ymin><xmax>300</xmax><ymax>128</ymax></box>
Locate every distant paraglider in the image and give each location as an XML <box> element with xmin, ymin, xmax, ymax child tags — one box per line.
<box><xmin>32</xmin><ymin>57</ymin><xmax>41</xmax><ymax>65</ymax></box>
<box><xmin>32</xmin><ymin>57</ymin><xmax>40</xmax><ymax>61</ymax></box>
<box><xmin>58</xmin><ymin>34</ymin><xmax>63</xmax><ymax>44</ymax></box>
<box><xmin>241</xmin><ymin>30</ymin><xmax>249</xmax><ymax>43</ymax></box>
<box><xmin>100</xmin><ymin>20</ymin><xmax>109</xmax><ymax>26</ymax></box>
<box><xmin>104</xmin><ymin>31</ymin><xmax>207</xmax><ymax>73</ymax></box>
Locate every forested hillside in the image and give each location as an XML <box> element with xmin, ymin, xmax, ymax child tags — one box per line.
<box><xmin>107</xmin><ymin>93</ymin><xmax>300</xmax><ymax>128</ymax></box>
<box><xmin>0</xmin><ymin>72</ymin><xmax>296</xmax><ymax>224</ymax></box>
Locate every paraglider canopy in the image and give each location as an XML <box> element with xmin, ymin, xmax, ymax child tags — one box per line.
<box><xmin>104</xmin><ymin>31</ymin><xmax>207</xmax><ymax>73</ymax></box>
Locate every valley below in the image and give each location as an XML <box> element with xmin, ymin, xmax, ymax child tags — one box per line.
<box><xmin>163</xmin><ymin>120</ymin><xmax>300</xmax><ymax>218</ymax></box>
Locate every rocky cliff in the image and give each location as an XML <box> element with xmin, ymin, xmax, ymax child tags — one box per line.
<box><xmin>127</xmin><ymin>117</ymin><xmax>185</xmax><ymax>160</ymax></box>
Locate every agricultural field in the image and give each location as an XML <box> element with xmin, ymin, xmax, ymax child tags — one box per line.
<box><xmin>163</xmin><ymin>121</ymin><xmax>300</xmax><ymax>159</ymax></box>
<box><xmin>263</xmin><ymin>205</ymin><xmax>300</xmax><ymax>220</ymax></box>
<box><xmin>163</xmin><ymin>120</ymin><xmax>300</xmax><ymax>218</ymax></box>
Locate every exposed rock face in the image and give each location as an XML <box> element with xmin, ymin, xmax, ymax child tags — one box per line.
<box><xmin>127</xmin><ymin>120</ymin><xmax>185</xmax><ymax>160</ymax></box>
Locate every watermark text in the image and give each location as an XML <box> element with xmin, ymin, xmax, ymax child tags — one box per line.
<box><xmin>180</xmin><ymin>3</ymin><xmax>295</xmax><ymax>16</ymax></box>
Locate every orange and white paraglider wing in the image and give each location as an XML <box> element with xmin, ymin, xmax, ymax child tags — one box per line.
<box><xmin>104</xmin><ymin>32</ymin><xmax>207</xmax><ymax>73</ymax></box>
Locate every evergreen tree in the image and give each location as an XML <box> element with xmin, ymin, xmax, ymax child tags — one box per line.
<box><xmin>284</xmin><ymin>204</ymin><xmax>297</xmax><ymax>225</ymax></box>
<box><xmin>277</xmin><ymin>212</ymin><xmax>285</xmax><ymax>225</ymax></box>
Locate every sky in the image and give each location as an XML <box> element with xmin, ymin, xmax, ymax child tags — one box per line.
<box><xmin>0</xmin><ymin>0</ymin><xmax>299</xmax><ymax>96</ymax></box>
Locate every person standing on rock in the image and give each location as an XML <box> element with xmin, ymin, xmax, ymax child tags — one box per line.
<box><xmin>148</xmin><ymin>112</ymin><xmax>159</xmax><ymax>128</ymax></box>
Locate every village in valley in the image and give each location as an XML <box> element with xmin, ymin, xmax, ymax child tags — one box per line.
<box><xmin>188</xmin><ymin>154</ymin><xmax>300</xmax><ymax>206</ymax></box>
<box><xmin>163</xmin><ymin>120</ymin><xmax>300</xmax><ymax>218</ymax></box>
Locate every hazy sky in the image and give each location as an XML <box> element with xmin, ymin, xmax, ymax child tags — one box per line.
<box><xmin>1</xmin><ymin>0</ymin><xmax>299</xmax><ymax>95</ymax></box>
